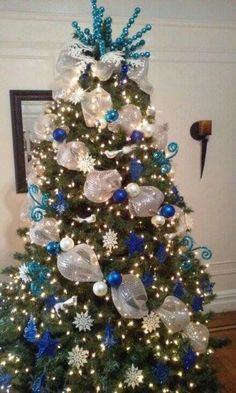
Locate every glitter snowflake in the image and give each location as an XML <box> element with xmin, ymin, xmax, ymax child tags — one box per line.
<box><xmin>142</xmin><ymin>311</ymin><xmax>160</xmax><ymax>333</ymax></box>
<box><xmin>102</xmin><ymin>229</ymin><xmax>118</xmax><ymax>252</ymax></box>
<box><xmin>77</xmin><ymin>153</ymin><xmax>96</xmax><ymax>174</ymax></box>
<box><xmin>101</xmin><ymin>51</ymin><xmax>124</xmax><ymax>66</ymax></box>
<box><xmin>68</xmin><ymin>345</ymin><xmax>89</xmax><ymax>370</ymax></box>
<box><xmin>68</xmin><ymin>43</ymin><xmax>93</xmax><ymax>58</ymax></box>
<box><xmin>124</xmin><ymin>364</ymin><xmax>144</xmax><ymax>389</ymax></box>
<box><xmin>19</xmin><ymin>263</ymin><xmax>31</xmax><ymax>283</ymax></box>
<box><xmin>69</xmin><ymin>87</ymin><xmax>86</xmax><ymax>104</ymax></box>
<box><xmin>73</xmin><ymin>311</ymin><xmax>94</xmax><ymax>332</ymax></box>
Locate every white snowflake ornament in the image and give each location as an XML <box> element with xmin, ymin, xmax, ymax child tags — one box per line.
<box><xmin>73</xmin><ymin>311</ymin><xmax>94</xmax><ymax>332</ymax></box>
<box><xmin>68</xmin><ymin>345</ymin><xmax>89</xmax><ymax>370</ymax></box>
<box><xmin>124</xmin><ymin>364</ymin><xmax>144</xmax><ymax>389</ymax></box>
<box><xmin>102</xmin><ymin>229</ymin><xmax>118</xmax><ymax>252</ymax></box>
<box><xmin>142</xmin><ymin>311</ymin><xmax>160</xmax><ymax>333</ymax></box>
<box><xmin>19</xmin><ymin>264</ymin><xmax>31</xmax><ymax>283</ymax></box>
<box><xmin>69</xmin><ymin>87</ymin><xmax>86</xmax><ymax>104</ymax></box>
<box><xmin>77</xmin><ymin>153</ymin><xmax>96</xmax><ymax>174</ymax></box>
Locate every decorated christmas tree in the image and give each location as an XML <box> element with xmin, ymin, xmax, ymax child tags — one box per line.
<box><xmin>0</xmin><ymin>1</ymin><xmax>226</xmax><ymax>392</ymax></box>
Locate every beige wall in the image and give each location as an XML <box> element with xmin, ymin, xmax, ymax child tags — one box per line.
<box><xmin>0</xmin><ymin>0</ymin><xmax>236</xmax><ymax>311</ymax></box>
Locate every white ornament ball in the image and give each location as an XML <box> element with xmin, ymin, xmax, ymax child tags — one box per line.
<box><xmin>60</xmin><ymin>236</ymin><xmax>75</xmax><ymax>252</ymax></box>
<box><xmin>125</xmin><ymin>183</ymin><xmax>141</xmax><ymax>197</ymax></box>
<box><xmin>143</xmin><ymin>123</ymin><xmax>154</xmax><ymax>138</ymax></box>
<box><xmin>151</xmin><ymin>215</ymin><xmax>166</xmax><ymax>227</ymax></box>
<box><xmin>93</xmin><ymin>281</ymin><xmax>108</xmax><ymax>297</ymax></box>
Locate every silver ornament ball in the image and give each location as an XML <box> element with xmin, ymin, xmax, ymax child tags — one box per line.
<box><xmin>93</xmin><ymin>281</ymin><xmax>108</xmax><ymax>297</ymax></box>
<box><xmin>126</xmin><ymin>183</ymin><xmax>141</xmax><ymax>197</ymax></box>
<box><xmin>151</xmin><ymin>215</ymin><xmax>166</xmax><ymax>227</ymax></box>
<box><xmin>60</xmin><ymin>236</ymin><xmax>75</xmax><ymax>251</ymax></box>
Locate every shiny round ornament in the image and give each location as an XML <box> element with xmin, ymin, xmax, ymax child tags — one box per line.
<box><xmin>105</xmin><ymin>109</ymin><xmax>119</xmax><ymax>123</ymax></box>
<box><xmin>107</xmin><ymin>271</ymin><xmax>122</xmax><ymax>287</ymax></box>
<box><xmin>142</xmin><ymin>123</ymin><xmax>154</xmax><ymax>138</ymax></box>
<box><xmin>53</xmin><ymin>127</ymin><xmax>67</xmax><ymax>143</ymax></box>
<box><xmin>46</xmin><ymin>241</ymin><xmax>61</xmax><ymax>255</ymax></box>
<box><xmin>125</xmin><ymin>183</ymin><xmax>141</xmax><ymax>198</ymax></box>
<box><xmin>113</xmin><ymin>188</ymin><xmax>128</xmax><ymax>203</ymax></box>
<box><xmin>119</xmin><ymin>104</ymin><xmax>142</xmax><ymax>136</ymax></box>
<box><xmin>160</xmin><ymin>204</ymin><xmax>175</xmax><ymax>218</ymax></box>
<box><xmin>60</xmin><ymin>236</ymin><xmax>74</xmax><ymax>251</ymax></box>
<box><xmin>93</xmin><ymin>281</ymin><xmax>108</xmax><ymax>297</ymax></box>
<box><xmin>131</xmin><ymin>130</ymin><xmax>143</xmax><ymax>142</ymax></box>
<box><xmin>151</xmin><ymin>215</ymin><xmax>165</xmax><ymax>227</ymax></box>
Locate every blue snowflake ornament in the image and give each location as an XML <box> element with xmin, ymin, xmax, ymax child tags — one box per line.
<box><xmin>141</xmin><ymin>272</ymin><xmax>154</xmax><ymax>288</ymax></box>
<box><xmin>101</xmin><ymin>323</ymin><xmax>118</xmax><ymax>349</ymax></box>
<box><xmin>155</xmin><ymin>243</ymin><xmax>167</xmax><ymax>264</ymax></box>
<box><xmin>192</xmin><ymin>296</ymin><xmax>204</xmax><ymax>312</ymax></box>
<box><xmin>183</xmin><ymin>348</ymin><xmax>197</xmax><ymax>371</ymax></box>
<box><xmin>173</xmin><ymin>281</ymin><xmax>185</xmax><ymax>299</ymax></box>
<box><xmin>130</xmin><ymin>159</ymin><xmax>144</xmax><ymax>181</ymax></box>
<box><xmin>52</xmin><ymin>191</ymin><xmax>69</xmax><ymax>215</ymax></box>
<box><xmin>44</xmin><ymin>296</ymin><xmax>60</xmax><ymax>312</ymax></box>
<box><xmin>32</xmin><ymin>374</ymin><xmax>48</xmax><ymax>393</ymax></box>
<box><xmin>124</xmin><ymin>232</ymin><xmax>144</xmax><ymax>256</ymax></box>
<box><xmin>24</xmin><ymin>316</ymin><xmax>37</xmax><ymax>343</ymax></box>
<box><xmin>36</xmin><ymin>331</ymin><xmax>58</xmax><ymax>359</ymax></box>
<box><xmin>0</xmin><ymin>372</ymin><xmax>12</xmax><ymax>390</ymax></box>
<box><xmin>153</xmin><ymin>362</ymin><xmax>170</xmax><ymax>384</ymax></box>
<box><xmin>201</xmin><ymin>279</ymin><xmax>215</xmax><ymax>295</ymax></box>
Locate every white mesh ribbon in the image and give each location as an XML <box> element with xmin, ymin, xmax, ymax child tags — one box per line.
<box><xmin>91</xmin><ymin>61</ymin><xmax>115</xmax><ymax>81</ymax></box>
<box><xmin>157</xmin><ymin>296</ymin><xmax>190</xmax><ymax>333</ymax></box>
<box><xmin>128</xmin><ymin>59</ymin><xmax>153</xmax><ymax>95</ymax></box>
<box><xmin>81</xmin><ymin>87</ymin><xmax>112</xmax><ymax>127</ymax></box>
<box><xmin>111</xmin><ymin>274</ymin><xmax>148</xmax><ymax>319</ymax></box>
<box><xmin>128</xmin><ymin>186</ymin><xmax>164</xmax><ymax>217</ymax></box>
<box><xmin>84</xmin><ymin>169</ymin><xmax>121</xmax><ymax>203</ymax></box>
<box><xmin>57</xmin><ymin>244</ymin><xmax>103</xmax><ymax>282</ymax></box>
<box><xmin>184</xmin><ymin>322</ymin><xmax>209</xmax><ymax>353</ymax></box>
<box><xmin>29</xmin><ymin>218</ymin><xmax>60</xmax><ymax>246</ymax></box>
<box><xmin>33</xmin><ymin>114</ymin><xmax>57</xmax><ymax>141</ymax></box>
<box><xmin>56</xmin><ymin>141</ymin><xmax>88</xmax><ymax>171</ymax></box>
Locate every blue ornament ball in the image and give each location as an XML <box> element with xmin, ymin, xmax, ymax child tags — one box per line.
<box><xmin>53</xmin><ymin>128</ymin><xmax>67</xmax><ymax>143</ymax></box>
<box><xmin>46</xmin><ymin>241</ymin><xmax>61</xmax><ymax>256</ymax></box>
<box><xmin>107</xmin><ymin>271</ymin><xmax>122</xmax><ymax>287</ymax></box>
<box><xmin>121</xmin><ymin>64</ymin><xmax>129</xmax><ymax>74</ymax></box>
<box><xmin>131</xmin><ymin>130</ymin><xmax>144</xmax><ymax>142</ymax></box>
<box><xmin>105</xmin><ymin>109</ymin><xmax>119</xmax><ymax>123</ymax></box>
<box><xmin>113</xmin><ymin>189</ymin><xmax>128</xmax><ymax>203</ymax></box>
<box><xmin>160</xmin><ymin>204</ymin><xmax>175</xmax><ymax>218</ymax></box>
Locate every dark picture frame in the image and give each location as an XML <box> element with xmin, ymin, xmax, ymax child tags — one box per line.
<box><xmin>10</xmin><ymin>90</ymin><xmax>53</xmax><ymax>193</ymax></box>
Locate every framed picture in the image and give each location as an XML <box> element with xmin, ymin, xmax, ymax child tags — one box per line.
<box><xmin>10</xmin><ymin>90</ymin><xmax>53</xmax><ymax>193</ymax></box>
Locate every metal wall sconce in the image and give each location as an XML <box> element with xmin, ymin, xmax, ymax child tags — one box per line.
<box><xmin>190</xmin><ymin>120</ymin><xmax>212</xmax><ymax>178</ymax></box>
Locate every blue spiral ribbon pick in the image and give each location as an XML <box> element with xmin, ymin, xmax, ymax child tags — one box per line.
<box><xmin>179</xmin><ymin>235</ymin><xmax>212</xmax><ymax>261</ymax></box>
<box><xmin>28</xmin><ymin>184</ymin><xmax>49</xmax><ymax>222</ymax></box>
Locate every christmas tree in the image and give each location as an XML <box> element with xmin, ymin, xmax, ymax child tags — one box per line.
<box><xmin>0</xmin><ymin>1</ymin><xmax>226</xmax><ymax>392</ymax></box>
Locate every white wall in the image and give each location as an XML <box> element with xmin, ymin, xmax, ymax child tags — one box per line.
<box><xmin>0</xmin><ymin>0</ymin><xmax>235</xmax><ymax>312</ymax></box>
